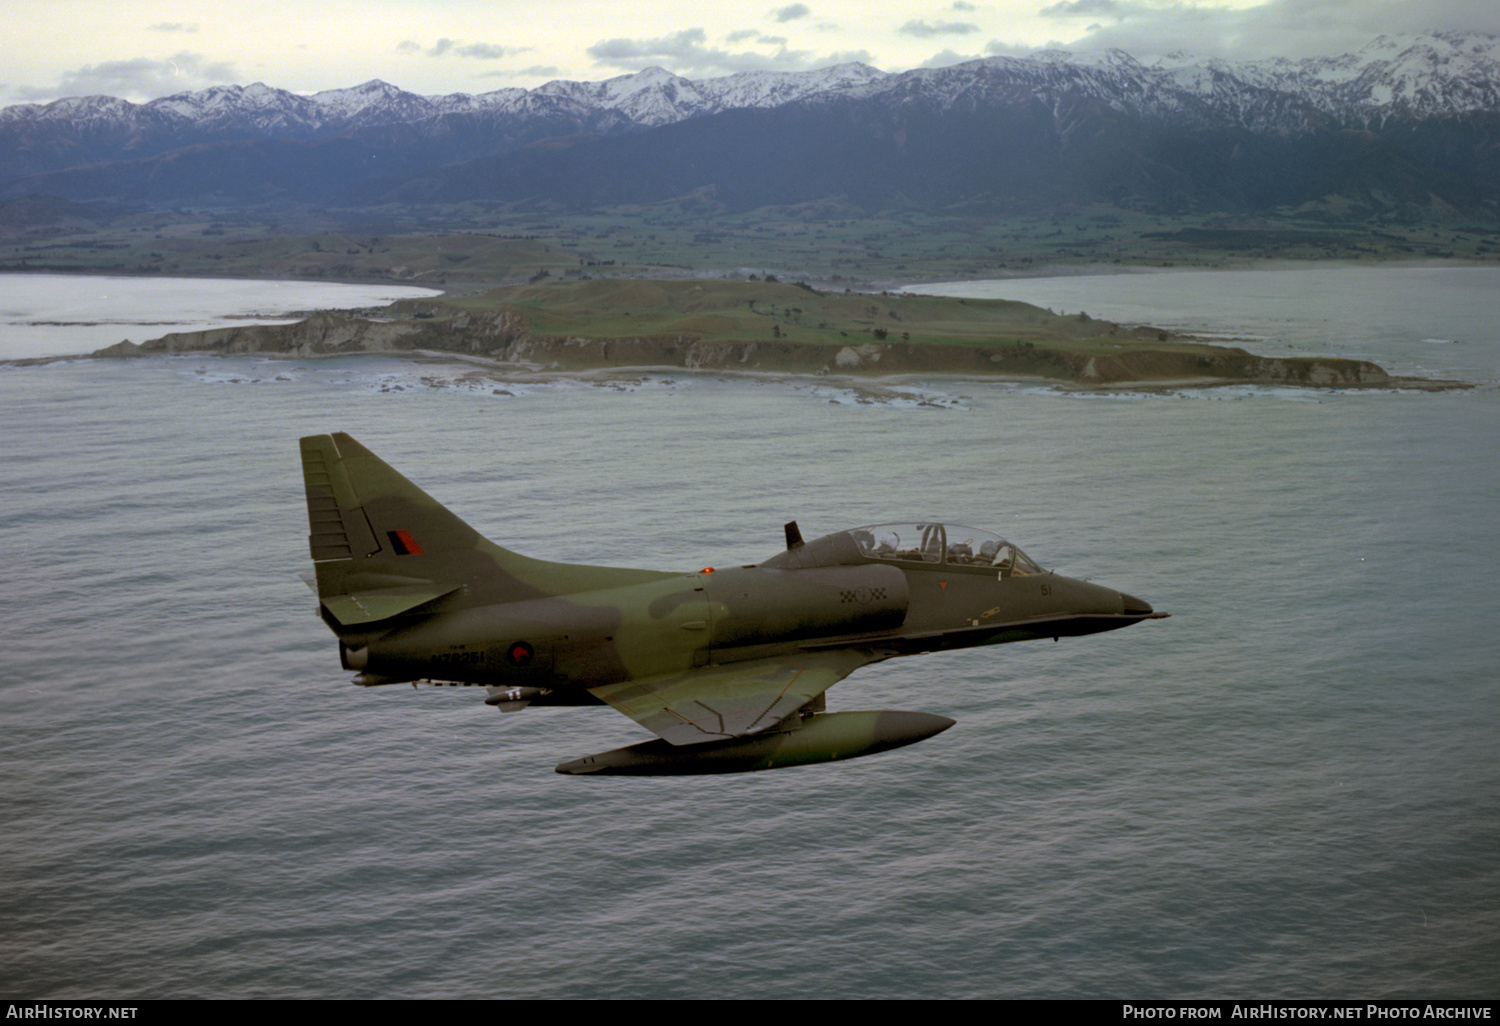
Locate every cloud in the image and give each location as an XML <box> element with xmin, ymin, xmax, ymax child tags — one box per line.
<box><xmin>1039</xmin><ymin>0</ymin><xmax>1500</xmax><ymax>60</ymax></box>
<box><xmin>401</xmin><ymin>38</ymin><xmax>521</xmax><ymax>60</ymax></box>
<box><xmin>477</xmin><ymin>65</ymin><xmax>561</xmax><ymax>83</ymax></box>
<box><xmin>726</xmin><ymin>29</ymin><xmax>787</xmax><ymax>45</ymax></box>
<box><xmin>149</xmin><ymin>23</ymin><xmax>198</xmax><ymax>33</ymax></box>
<box><xmin>823</xmin><ymin>49</ymin><xmax>880</xmax><ymax>66</ymax></box>
<box><xmin>15</xmin><ymin>51</ymin><xmax>237</xmax><ymax>103</ymax></box>
<box><xmin>587</xmin><ymin>26</ymin><xmax>868</xmax><ymax>76</ymax></box>
<box><xmin>773</xmin><ymin>3</ymin><xmax>811</xmax><ymax>21</ymax></box>
<box><xmin>919</xmin><ymin>48</ymin><xmax>985</xmax><ymax>68</ymax></box>
<box><xmin>453</xmin><ymin>43</ymin><xmax>516</xmax><ymax>60</ymax></box>
<box><xmin>951</xmin><ymin>1</ymin><xmax>977</xmax><ymax>9</ymax></box>
<box><xmin>588</xmin><ymin>28</ymin><xmax>710</xmax><ymax>62</ymax></box>
<box><xmin>918</xmin><ymin>48</ymin><xmax>990</xmax><ymax>68</ymax></box>
<box><xmin>985</xmin><ymin>38</ymin><xmax>1048</xmax><ymax>57</ymax></box>
<box><xmin>1038</xmin><ymin>0</ymin><xmax>1129</xmax><ymax>18</ymax></box>
<box><xmin>899</xmin><ymin>20</ymin><xmax>981</xmax><ymax>37</ymax></box>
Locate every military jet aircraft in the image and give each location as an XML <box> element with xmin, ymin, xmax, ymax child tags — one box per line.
<box><xmin>301</xmin><ymin>433</ymin><xmax>1167</xmax><ymax>775</ymax></box>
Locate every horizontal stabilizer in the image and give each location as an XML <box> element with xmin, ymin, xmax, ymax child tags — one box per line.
<box><xmin>320</xmin><ymin>584</ymin><xmax>460</xmax><ymax>626</ymax></box>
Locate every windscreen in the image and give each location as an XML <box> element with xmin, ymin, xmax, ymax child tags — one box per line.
<box><xmin>848</xmin><ymin>523</ymin><xmax>1043</xmax><ymax>576</ymax></box>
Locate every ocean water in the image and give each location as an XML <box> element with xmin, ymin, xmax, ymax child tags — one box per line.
<box><xmin>1</xmin><ymin>268</ymin><xmax>1497</xmax><ymax>999</ymax></box>
<box><xmin>0</xmin><ymin>273</ymin><xmax>443</xmax><ymax>360</ymax></box>
<box><xmin>908</xmin><ymin>264</ymin><xmax>1500</xmax><ymax>384</ymax></box>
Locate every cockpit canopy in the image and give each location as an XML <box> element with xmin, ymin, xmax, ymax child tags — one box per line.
<box><xmin>764</xmin><ymin>521</ymin><xmax>1044</xmax><ymax>577</ymax></box>
<box><xmin>848</xmin><ymin>523</ymin><xmax>1044</xmax><ymax>575</ymax></box>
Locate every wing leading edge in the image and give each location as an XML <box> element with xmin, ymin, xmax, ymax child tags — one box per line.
<box><xmin>587</xmin><ymin>649</ymin><xmax>881</xmax><ymax>746</ymax></box>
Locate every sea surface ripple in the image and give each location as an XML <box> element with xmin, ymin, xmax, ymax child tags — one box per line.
<box><xmin>1</xmin><ymin>268</ymin><xmax>1496</xmax><ymax>999</ymax></box>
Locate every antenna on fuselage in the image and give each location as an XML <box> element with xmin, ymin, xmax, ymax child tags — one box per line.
<box><xmin>784</xmin><ymin>521</ymin><xmax>804</xmax><ymax>550</ymax></box>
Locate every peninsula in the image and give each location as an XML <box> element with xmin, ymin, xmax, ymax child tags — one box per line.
<box><xmin>93</xmin><ymin>277</ymin><xmax>1442</xmax><ymax>391</ymax></box>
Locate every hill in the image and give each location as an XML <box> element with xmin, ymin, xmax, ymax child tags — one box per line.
<box><xmin>92</xmin><ymin>277</ymin><xmax>1427</xmax><ymax>391</ymax></box>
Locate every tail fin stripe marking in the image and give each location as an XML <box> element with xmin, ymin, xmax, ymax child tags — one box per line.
<box><xmin>388</xmin><ymin>530</ymin><xmax>425</xmax><ymax>555</ymax></box>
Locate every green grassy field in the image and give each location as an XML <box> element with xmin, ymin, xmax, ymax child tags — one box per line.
<box><xmin>3</xmin><ymin>200</ymin><xmax>1496</xmax><ymax>289</ymax></box>
<box><xmin>395</xmin><ymin>276</ymin><xmax>1173</xmax><ymax>353</ymax></box>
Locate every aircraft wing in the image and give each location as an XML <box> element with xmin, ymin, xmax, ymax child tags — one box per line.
<box><xmin>587</xmin><ymin>649</ymin><xmax>880</xmax><ymax>747</ymax></box>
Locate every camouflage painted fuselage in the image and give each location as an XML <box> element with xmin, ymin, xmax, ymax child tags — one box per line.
<box><xmin>302</xmin><ymin>434</ymin><xmax>1166</xmax><ymax>773</ymax></box>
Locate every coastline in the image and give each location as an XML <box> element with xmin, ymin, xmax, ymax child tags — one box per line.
<box><xmin>59</xmin><ymin>312</ymin><xmax>1468</xmax><ymax>392</ymax></box>
<box><xmin>379</xmin><ymin>350</ymin><xmax>1479</xmax><ymax>397</ymax></box>
<box><xmin>0</xmin><ymin>264</ymin><xmax>1481</xmax><ymax>392</ymax></box>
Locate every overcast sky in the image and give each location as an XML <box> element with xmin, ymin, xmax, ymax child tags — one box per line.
<box><xmin>4</xmin><ymin>0</ymin><xmax>1498</xmax><ymax>106</ymax></box>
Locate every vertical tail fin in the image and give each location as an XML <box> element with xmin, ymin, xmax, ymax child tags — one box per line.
<box><xmin>300</xmin><ymin>433</ymin><xmax>487</xmax><ymax>626</ymax></box>
<box><xmin>301</xmin><ymin>433</ymin><xmax>484</xmax><ymax>564</ymax></box>
<box><xmin>300</xmin><ymin>433</ymin><xmax>675</xmax><ymax>629</ymax></box>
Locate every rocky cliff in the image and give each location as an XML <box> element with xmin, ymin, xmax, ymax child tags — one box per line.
<box><xmin>100</xmin><ymin>307</ymin><xmax>1409</xmax><ymax>389</ymax></box>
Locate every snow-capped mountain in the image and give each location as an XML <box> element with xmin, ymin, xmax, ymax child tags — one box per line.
<box><xmin>824</xmin><ymin>31</ymin><xmax>1500</xmax><ymax>130</ymax></box>
<box><xmin>5</xmin><ymin>32</ymin><xmax>1491</xmax><ymax>145</ymax></box>
<box><xmin>0</xmin><ymin>62</ymin><xmax>888</xmax><ymax>137</ymax></box>
<box><xmin>0</xmin><ymin>60</ymin><xmax>897</xmax><ymax>181</ymax></box>
<box><xmin>1</xmin><ymin>33</ymin><xmax>1495</xmax><ymax>217</ymax></box>
<box><xmin>1151</xmin><ymin>32</ymin><xmax>1500</xmax><ymax>121</ymax></box>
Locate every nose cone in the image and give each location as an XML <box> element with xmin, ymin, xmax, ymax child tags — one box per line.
<box><xmin>1003</xmin><ymin>576</ymin><xmax>1167</xmax><ymax>641</ymax></box>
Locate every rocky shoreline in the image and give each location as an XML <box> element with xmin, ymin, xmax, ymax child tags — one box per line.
<box><xmin>76</xmin><ymin>307</ymin><xmax>1466</xmax><ymax>392</ymax></box>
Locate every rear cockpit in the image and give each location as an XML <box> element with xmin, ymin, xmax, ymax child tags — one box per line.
<box><xmin>764</xmin><ymin>521</ymin><xmax>1044</xmax><ymax>577</ymax></box>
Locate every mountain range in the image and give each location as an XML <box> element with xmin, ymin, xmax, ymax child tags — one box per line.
<box><xmin>3</xmin><ymin>32</ymin><xmax>1497</xmax><ymax>220</ymax></box>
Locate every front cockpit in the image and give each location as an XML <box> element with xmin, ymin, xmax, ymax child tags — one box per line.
<box><xmin>763</xmin><ymin>521</ymin><xmax>1045</xmax><ymax>577</ymax></box>
<box><xmin>849</xmin><ymin>523</ymin><xmax>1044</xmax><ymax>576</ymax></box>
